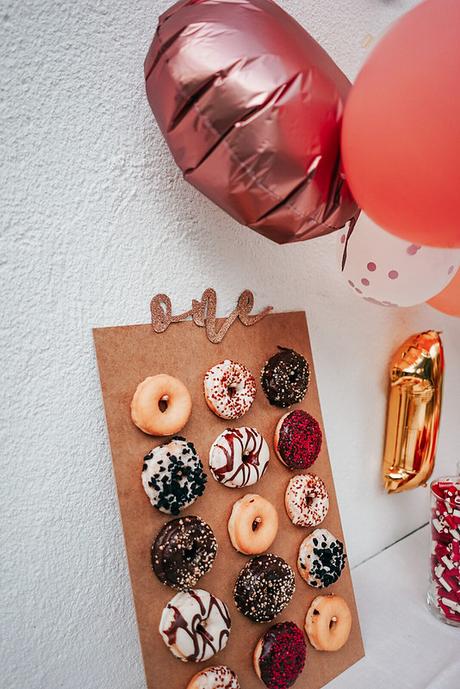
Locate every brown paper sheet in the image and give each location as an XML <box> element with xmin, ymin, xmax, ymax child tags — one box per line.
<box><xmin>93</xmin><ymin>311</ymin><xmax>364</xmax><ymax>689</ymax></box>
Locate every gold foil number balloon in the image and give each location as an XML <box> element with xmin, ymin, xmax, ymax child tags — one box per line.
<box><xmin>382</xmin><ymin>331</ymin><xmax>444</xmax><ymax>493</ymax></box>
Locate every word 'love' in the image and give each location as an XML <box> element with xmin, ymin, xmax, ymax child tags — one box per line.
<box><xmin>150</xmin><ymin>288</ymin><xmax>273</xmax><ymax>344</ymax></box>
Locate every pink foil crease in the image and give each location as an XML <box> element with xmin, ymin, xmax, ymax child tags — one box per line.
<box><xmin>144</xmin><ymin>0</ymin><xmax>358</xmax><ymax>244</ymax></box>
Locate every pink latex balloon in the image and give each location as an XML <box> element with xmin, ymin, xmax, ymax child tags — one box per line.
<box><xmin>144</xmin><ymin>0</ymin><xmax>358</xmax><ymax>244</ymax></box>
<box><xmin>428</xmin><ymin>270</ymin><xmax>460</xmax><ymax>317</ymax></box>
<box><xmin>342</xmin><ymin>0</ymin><xmax>460</xmax><ymax>248</ymax></box>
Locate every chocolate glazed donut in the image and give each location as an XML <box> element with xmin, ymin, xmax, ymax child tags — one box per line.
<box><xmin>261</xmin><ymin>347</ymin><xmax>310</xmax><ymax>408</ymax></box>
<box><xmin>234</xmin><ymin>554</ymin><xmax>295</xmax><ymax>623</ymax></box>
<box><xmin>152</xmin><ymin>516</ymin><xmax>217</xmax><ymax>590</ymax></box>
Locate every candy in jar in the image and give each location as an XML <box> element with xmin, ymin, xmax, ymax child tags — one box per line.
<box><xmin>428</xmin><ymin>476</ymin><xmax>460</xmax><ymax>626</ymax></box>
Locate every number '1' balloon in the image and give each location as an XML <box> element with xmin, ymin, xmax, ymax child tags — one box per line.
<box><xmin>342</xmin><ymin>0</ymin><xmax>460</xmax><ymax>248</ymax></box>
<box><xmin>144</xmin><ymin>0</ymin><xmax>358</xmax><ymax>244</ymax></box>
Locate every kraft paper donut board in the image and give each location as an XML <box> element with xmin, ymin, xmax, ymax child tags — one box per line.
<box><xmin>93</xmin><ymin>293</ymin><xmax>364</xmax><ymax>689</ymax></box>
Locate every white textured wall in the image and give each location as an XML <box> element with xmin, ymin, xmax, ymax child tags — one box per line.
<box><xmin>2</xmin><ymin>1</ymin><xmax>460</xmax><ymax>687</ymax></box>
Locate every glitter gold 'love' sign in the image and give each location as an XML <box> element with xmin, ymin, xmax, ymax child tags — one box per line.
<box><xmin>150</xmin><ymin>288</ymin><xmax>273</xmax><ymax>344</ymax></box>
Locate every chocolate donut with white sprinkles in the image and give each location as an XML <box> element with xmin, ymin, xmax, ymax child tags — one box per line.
<box><xmin>142</xmin><ymin>436</ymin><xmax>207</xmax><ymax>515</ymax></box>
<box><xmin>233</xmin><ymin>554</ymin><xmax>295</xmax><ymax>623</ymax></box>
<box><xmin>261</xmin><ymin>347</ymin><xmax>309</xmax><ymax>408</ymax></box>
<box><xmin>152</xmin><ymin>515</ymin><xmax>217</xmax><ymax>590</ymax></box>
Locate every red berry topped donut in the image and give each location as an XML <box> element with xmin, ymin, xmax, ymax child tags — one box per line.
<box><xmin>274</xmin><ymin>410</ymin><xmax>322</xmax><ymax>470</ymax></box>
<box><xmin>254</xmin><ymin>621</ymin><xmax>306</xmax><ymax>689</ymax></box>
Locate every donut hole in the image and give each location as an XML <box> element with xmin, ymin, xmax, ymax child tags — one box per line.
<box><xmin>329</xmin><ymin>616</ymin><xmax>338</xmax><ymax>630</ymax></box>
<box><xmin>184</xmin><ymin>545</ymin><xmax>197</xmax><ymax>562</ymax></box>
<box><xmin>227</xmin><ymin>384</ymin><xmax>237</xmax><ymax>398</ymax></box>
<box><xmin>252</xmin><ymin>517</ymin><xmax>262</xmax><ymax>532</ymax></box>
<box><xmin>158</xmin><ymin>395</ymin><xmax>169</xmax><ymax>413</ymax></box>
<box><xmin>196</xmin><ymin>621</ymin><xmax>208</xmax><ymax>635</ymax></box>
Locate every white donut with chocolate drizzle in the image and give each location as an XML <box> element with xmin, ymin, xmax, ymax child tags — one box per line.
<box><xmin>159</xmin><ymin>589</ymin><xmax>231</xmax><ymax>663</ymax></box>
<box><xmin>209</xmin><ymin>427</ymin><xmax>270</xmax><ymax>488</ymax></box>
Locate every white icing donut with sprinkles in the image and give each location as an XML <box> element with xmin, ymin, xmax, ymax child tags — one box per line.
<box><xmin>186</xmin><ymin>666</ymin><xmax>240</xmax><ymax>689</ymax></box>
<box><xmin>204</xmin><ymin>360</ymin><xmax>256</xmax><ymax>419</ymax></box>
<box><xmin>159</xmin><ymin>588</ymin><xmax>231</xmax><ymax>663</ymax></box>
<box><xmin>209</xmin><ymin>427</ymin><xmax>269</xmax><ymax>488</ymax></box>
<box><xmin>285</xmin><ymin>474</ymin><xmax>329</xmax><ymax>527</ymax></box>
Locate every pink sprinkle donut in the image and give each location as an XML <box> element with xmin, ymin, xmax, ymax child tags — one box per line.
<box><xmin>285</xmin><ymin>474</ymin><xmax>329</xmax><ymax>527</ymax></box>
<box><xmin>253</xmin><ymin>621</ymin><xmax>306</xmax><ymax>689</ymax></box>
<box><xmin>204</xmin><ymin>360</ymin><xmax>256</xmax><ymax>419</ymax></box>
<box><xmin>274</xmin><ymin>410</ymin><xmax>322</xmax><ymax>470</ymax></box>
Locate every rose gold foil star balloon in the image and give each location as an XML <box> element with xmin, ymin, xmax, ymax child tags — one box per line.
<box><xmin>144</xmin><ymin>0</ymin><xmax>358</xmax><ymax>244</ymax></box>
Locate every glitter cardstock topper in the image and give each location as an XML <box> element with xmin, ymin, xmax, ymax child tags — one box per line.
<box><xmin>150</xmin><ymin>288</ymin><xmax>273</xmax><ymax>344</ymax></box>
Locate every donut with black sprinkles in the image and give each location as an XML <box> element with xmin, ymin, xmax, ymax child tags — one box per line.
<box><xmin>233</xmin><ymin>554</ymin><xmax>295</xmax><ymax>623</ymax></box>
<box><xmin>297</xmin><ymin>528</ymin><xmax>346</xmax><ymax>588</ymax></box>
<box><xmin>152</xmin><ymin>515</ymin><xmax>217</xmax><ymax>590</ymax></box>
<box><xmin>254</xmin><ymin>621</ymin><xmax>306</xmax><ymax>689</ymax></box>
<box><xmin>142</xmin><ymin>436</ymin><xmax>207</xmax><ymax>515</ymax></box>
<box><xmin>261</xmin><ymin>347</ymin><xmax>310</xmax><ymax>408</ymax></box>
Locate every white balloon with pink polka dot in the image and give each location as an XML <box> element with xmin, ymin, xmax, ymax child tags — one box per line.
<box><xmin>338</xmin><ymin>213</ymin><xmax>460</xmax><ymax>307</ymax></box>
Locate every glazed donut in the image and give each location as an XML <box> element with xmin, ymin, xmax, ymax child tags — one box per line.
<box><xmin>204</xmin><ymin>360</ymin><xmax>256</xmax><ymax>419</ymax></box>
<box><xmin>152</xmin><ymin>515</ymin><xmax>217</xmax><ymax>590</ymax></box>
<box><xmin>253</xmin><ymin>621</ymin><xmax>306</xmax><ymax>689</ymax></box>
<box><xmin>274</xmin><ymin>410</ymin><xmax>322</xmax><ymax>471</ymax></box>
<box><xmin>209</xmin><ymin>427</ymin><xmax>269</xmax><ymax>488</ymax></box>
<box><xmin>305</xmin><ymin>594</ymin><xmax>352</xmax><ymax>651</ymax></box>
<box><xmin>228</xmin><ymin>494</ymin><xmax>278</xmax><ymax>555</ymax></box>
<box><xmin>233</xmin><ymin>554</ymin><xmax>295</xmax><ymax>623</ymax></box>
<box><xmin>285</xmin><ymin>474</ymin><xmax>329</xmax><ymax>527</ymax></box>
<box><xmin>131</xmin><ymin>374</ymin><xmax>192</xmax><ymax>436</ymax></box>
<box><xmin>261</xmin><ymin>347</ymin><xmax>310</xmax><ymax>408</ymax></box>
<box><xmin>142</xmin><ymin>437</ymin><xmax>207</xmax><ymax>515</ymax></box>
<box><xmin>298</xmin><ymin>528</ymin><xmax>346</xmax><ymax>588</ymax></box>
<box><xmin>159</xmin><ymin>588</ymin><xmax>231</xmax><ymax>662</ymax></box>
<box><xmin>186</xmin><ymin>666</ymin><xmax>240</xmax><ymax>689</ymax></box>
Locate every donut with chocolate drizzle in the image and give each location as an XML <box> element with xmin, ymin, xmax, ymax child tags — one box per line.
<box><xmin>209</xmin><ymin>427</ymin><xmax>270</xmax><ymax>488</ymax></box>
<box><xmin>159</xmin><ymin>588</ymin><xmax>231</xmax><ymax>662</ymax></box>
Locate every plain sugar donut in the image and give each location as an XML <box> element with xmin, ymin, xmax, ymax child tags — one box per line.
<box><xmin>228</xmin><ymin>494</ymin><xmax>278</xmax><ymax>555</ymax></box>
<box><xmin>304</xmin><ymin>594</ymin><xmax>352</xmax><ymax>651</ymax></box>
<box><xmin>131</xmin><ymin>374</ymin><xmax>192</xmax><ymax>436</ymax></box>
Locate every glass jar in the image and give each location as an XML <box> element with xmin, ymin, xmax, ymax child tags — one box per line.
<box><xmin>427</xmin><ymin>476</ymin><xmax>460</xmax><ymax>626</ymax></box>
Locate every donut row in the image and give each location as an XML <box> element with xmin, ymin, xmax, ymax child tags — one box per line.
<box><xmin>141</xmin><ymin>414</ymin><xmax>324</xmax><ymax>517</ymax></box>
<box><xmin>165</xmin><ymin>594</ymin><xmax>352</xmax><ymax>689</ymax></box>
<box><xmin>152</xmin><ymin>511</ymin><xmax>344</xmax><ymax>591</ymax></box>
<box><xmin>131</xmin><ymin>348</ymin><xmax>310</xmax><ymax>437</ymax></box>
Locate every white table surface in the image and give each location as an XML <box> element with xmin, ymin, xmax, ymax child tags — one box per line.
<box><xmin>329</xmin><ymin>525</ymin><xmax>459</xmax><ymax>689</ymax></box>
